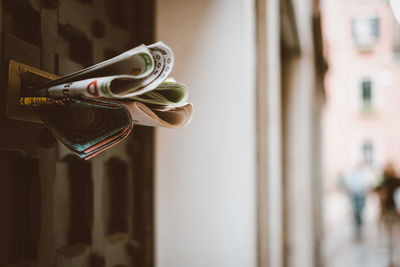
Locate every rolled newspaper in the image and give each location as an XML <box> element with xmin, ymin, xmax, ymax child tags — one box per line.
<box><xmin>29</xmin><ymin>42</ymin><xmax>173</xmax><ymax>99</ymax></box>
<box><xmin>46</xmin><ymin>76</ymin><xmax>188</xmax><ymax>107</ymax></box>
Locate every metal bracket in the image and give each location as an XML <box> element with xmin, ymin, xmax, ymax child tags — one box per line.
<box><xmin>6</xmin><ymin>60</ymin><xmax>58</xmax><ymax>123</ymax></box>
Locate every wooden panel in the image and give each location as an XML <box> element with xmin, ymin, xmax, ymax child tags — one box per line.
<box><xmin>0</xmin><ymin>156</ymin><xmax>40</xmax><ymax>266</ymax></box>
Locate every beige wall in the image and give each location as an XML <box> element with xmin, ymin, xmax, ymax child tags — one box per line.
<box><xmin>255</xmin><ymin>0</ymin><xmax>284</xmax><ymax>266</ymax></box>
<box><xmin>282</xmin><ymin>0</ymin><xmax>322</xmax><ymax>266</ymax></box>
<box><xmin>155</xmin><ymin>0</ymin><xmax>257</xmax><ymax>267</ymax></box>
<box><xmin>283</xmin><ymin>57</ymin><xmax>318</xmax><ymax>267</ymax></box>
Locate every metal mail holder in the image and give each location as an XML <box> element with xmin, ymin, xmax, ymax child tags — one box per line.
<box><xmin>6</xmin><ymin>60</ymin><xmax>58</xmax><ymax>124</ymax></box>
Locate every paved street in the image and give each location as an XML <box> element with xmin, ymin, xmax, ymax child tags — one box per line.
<box><xmin>323</xmin><ymin>191</ymin><xmax>400</xmax><ymax>267</ymax></box>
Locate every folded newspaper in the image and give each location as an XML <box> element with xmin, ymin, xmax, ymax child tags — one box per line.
<box><xmin>20</xmin><ymin>42</ymin><xmax>193</xmax><ymax>159</ymax></box>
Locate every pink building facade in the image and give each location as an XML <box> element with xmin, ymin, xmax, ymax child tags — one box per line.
<box><xmin>322</xmin><ymin>0</ymin><xmax>400</xmax><ymax>190</ymax></box>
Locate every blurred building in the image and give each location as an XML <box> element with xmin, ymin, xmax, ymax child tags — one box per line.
<box><xmin>0</xmin><ymin>0</ymin><xmax>326</xmax><ymax>267</ymax></box>
<box><xmin>322</xmin><ymin>0</ymin><xmax>400</xmax><ymax>191</ymax></box>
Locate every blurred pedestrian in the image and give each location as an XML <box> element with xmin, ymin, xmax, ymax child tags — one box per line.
<box><xmin>375</xmin><ymin>163</ymin><xmax>400</xmax><ymax>226</ymax></box>
<box><xmin>341</xmin><ymin>162</ymin><xmax>371</xmax><ymax>239</ymax></box>
<box><xmin>374</xmin><ymin>163</ymin><xmax>400</xmax><ymax>265</ymax></box>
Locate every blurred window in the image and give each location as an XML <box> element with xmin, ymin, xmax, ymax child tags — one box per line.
<box><xmin>361</xmin><ymin>141</ymin><xmax>374</xmax><ymax>165</ymax></box>
<box><xmin>392</xmin><ymin>17</ymin><xmax>400</xmax><ymax>61</ymax></box>
<box><xmin>360</xmin><ymin>77</ymin><xmax>373</xmax><ymax>111</ymax></box>
<box><xmin>352</xmin><ymin>16</ymin><xmax>380</xmax><ymax>51</ymax></box>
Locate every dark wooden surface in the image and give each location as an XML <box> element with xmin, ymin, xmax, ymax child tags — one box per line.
<box><xmin>0</xmin><ymin>1</ymin><xmax>155</xmax><ymax>266</ymax></box>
